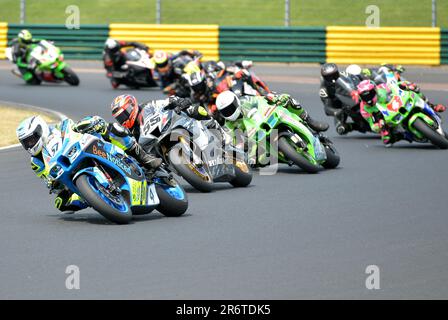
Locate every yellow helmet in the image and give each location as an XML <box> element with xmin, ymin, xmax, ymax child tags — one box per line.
<box><xmin>18</xmin><ymin>29</ymin><xmax>32</xmax><ymax>44</ymax></box>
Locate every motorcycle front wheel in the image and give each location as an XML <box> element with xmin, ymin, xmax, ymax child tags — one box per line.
<box><xmin>412</xmin><ymin>118</ymin><xmax>448</xmax><ymax>149</ymax></box>
<box><xmin>62</xmin><ymin>67</ymin><xmax>80</xmax><ymax>86</ymax></box>
<box><xmin>168</xmin><ymin>143</ymin><xmax>214</xmax><ymax>193</ymax></box>
<box><xmin>278</xmin><ymin>136</ymin><xmax>320</xmax><ymax>173</ymax></box>
<box><xmin>75</xmin><ymin>174</ymin><xmax>132</xmax><ymax>224</ymax></box>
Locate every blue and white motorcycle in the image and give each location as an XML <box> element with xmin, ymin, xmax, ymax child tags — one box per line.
<box><xmin>43</xmin><ymin>119</ymin><xmax>188</xmax><ymax>224</ymax></box>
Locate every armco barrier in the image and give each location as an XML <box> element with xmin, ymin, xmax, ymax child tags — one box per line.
<box><xmin>109</xmin><ymin>24</ymin><xmax>219</xmax><ymax>61</ymax></box>
<box><xmin>219</xmin><ymin>26</ymin><xmax>326</xmax><ymax>63</ymax></box>
<box><xmin>442</xmin><ymin>29</ymin><xmax>448</xmax><ymax>65</ymax></box>
<box><xmin>0</xmin><ymin>22</ymin><xmax>7</xmax><ymax>59</ymax></box>
<box><xmin>326</xmin><ymin>27</ymin><xmax>441</xmax><ymax>65</ymax></box>
<box><xmin>6</xmin><ymin>24</ymin><xmax>109</xmax><ymax>60</ymax></box>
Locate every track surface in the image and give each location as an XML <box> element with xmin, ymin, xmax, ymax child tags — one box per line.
<box><xmin>0</xmin><ymin>62</ymin><xmax>447</xmax><ymax>299</ymax></box>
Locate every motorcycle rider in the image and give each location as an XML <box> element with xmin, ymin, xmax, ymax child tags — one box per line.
<box><xmin>110</xmin><ymin>94</ymin><xmax>213</xmax><ymax>143</ymax></box>
<box><xmin>16</xmin><ymin>114</ymin><xmax>162</xmax><ymax>212</ymax></box>
<box><xmin>151</xmin><ymin>49</ymin><xmax>202</xmax><ymax>91</ymax></box>
<box><xmin>358</xmin><ymin>64</ymin><xmax>446</xmax><ymax>113</ymax></box>
<box><xmin>320</xmin><ymin>63</ymin><xmax>370</xmax><ymax>134</ymax></box>
<box><xmin>215</xmin><ymin>90</ymin><xmax>329</xmax><ymax>134</ymax></box>
<box><xmin>357</xmin><ymin>80</ymin><xmax>406</xmax><ymax>147</ymax></box>
<box><xmin>8</xmin><ymin>29</ymin><xmax>42</xmax><ymax>83</ymax></box>
<box><xmin>103</xmin><ymin>38</ymin><xmax>150</xmax><ymax>88</ymax></box>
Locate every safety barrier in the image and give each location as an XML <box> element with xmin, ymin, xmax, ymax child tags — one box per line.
<box><xmin>326</xmin><ymin>27</ymin><xmax>441</xmax><ymax>65</ymax></box>
<box><xmin>219</xmin><ymin>26</ymin><xmax>326</xmax><ymax>63</ymax></box>
<box><xmin>442</xmin><ymin>29</ymin><xmax>448</xmax><ymax>65</ymax></box>
<box><xmin>109</xmin><ymin>24</ymin><xmax>219</xmax><ymax>61</ymax></box>
<box><xmin>0</xmin><ymin>23</ymin><xmax>7</xmax><ymax>59</ymax></box>
<box><xmin>0</xmin><ymin>23</ymin><xmax>447</xmax><ymax>65</ymax></box>
<box><xmin>6</xmin><ymin>24</ymin><xmax>109</xmax><ymax>60</ymax></box>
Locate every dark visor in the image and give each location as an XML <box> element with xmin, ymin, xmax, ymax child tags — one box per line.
<box><xmin>20</xmin><ymin>125</ymin><xmax>42</xmax><ymax>149</ymax></box>
<box><xmin>221</xmin><ymin>98</ymin><xmax>238</xmax><ymax>117</ymax></box>
<box><xmin>114</xmin><ymin>107</ymin><xmax>132</xmax><ymax>125</ymax></box>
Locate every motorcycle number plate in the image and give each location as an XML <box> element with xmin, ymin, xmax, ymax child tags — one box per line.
<box><xmin>146</xmin><ymin>184</ymin><xmax>160</xmax><ymax>206</ymax></box>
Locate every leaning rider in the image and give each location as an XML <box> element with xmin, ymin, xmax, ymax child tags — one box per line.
<box><xmin>109</xmin><ymin>94</ymin><xmax>213</xmax><ymax>144</ymax></box>
<box><xmin>8</xmin><ymin>29</ymin><xmax>41</xmax><ymax>82</ymax></box>
<box><xmin>16</xmin><ymin>115</ymin><xmax>162</xmax><ymax>212</ymax></box>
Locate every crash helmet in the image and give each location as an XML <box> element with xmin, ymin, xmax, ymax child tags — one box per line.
<box><xmin>105</xmin><ymin>38</ymin><xmax>120</xmax><ymax>53</ymax></box>
<box><xmin>357</xmin><ymin>80</ymin><xmax>377</xmax><ymax>106</ymax></box>
<box><xmin>321</xmin><ymin>63</ymin><xmax>340</xmax><ymax>82</ymax></box>
<box><xmin>153</xmin><ymin>50</ymin><xmax>170</xmax><ymax>73</ymax></box>
<box><xmin>16</xmin><ymin>116</ymin><xmax>50</xmax><ymax>156</ymax></box>
<box><xmin>111</xmin><ymin>94</ymin><xmax>139</xmax><ymax>129</ymax></box>
<box><xmin>185</xmin><ymin>71</ymin><xmax>206</xmax><ymax>94</ymax></box>
<box><xmin>346</xmin><ymin>64</ymin><xmax>362</xmax><ymax>76</ymax></box>
<box><xmin>216</xmin><ymin>91</ymin><xmax>241</xmax><ymax>121</ymax></box>
<box><xmin>18</xmin><ymin>29</ymin><xmax>32</xmax><ymax>44</ymax></box>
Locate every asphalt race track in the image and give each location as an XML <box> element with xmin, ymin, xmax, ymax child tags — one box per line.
<box><xmin>0</xmin><ymin>61</ymin><xmax>447</xmax><ymax>299</ymax></box>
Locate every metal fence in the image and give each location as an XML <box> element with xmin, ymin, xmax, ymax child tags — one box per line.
<box><xmin>2</xmin><ymin>0</ymin><xmax>442</xmax><ymax>27</ymax></box>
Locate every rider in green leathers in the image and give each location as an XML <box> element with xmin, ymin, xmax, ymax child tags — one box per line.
<box><xmin>9</xmin><ymin>29</ymin><xmax>42</xmax><ymax>82</ymax></box>
<box><xmin>216</xmin><ymin>91</ymin><xmax>329</xmax><ymax>133</ymax></box>
<box><xmin>214</xmin><ymin>91</ymin><xmax>329</xmax><ymax>163</ymax></box>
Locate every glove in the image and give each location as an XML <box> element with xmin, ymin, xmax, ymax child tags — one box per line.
<box><xmin>75</xmin><ymin>116</ymin><xmax>107</xmax><ymax>134</ymax></box>
<box><xmin>395</xmin><ymin>65</ymin><xmax>405</xmax><ymax>73</ymax></box>
<box><xmin>361</xmin><ymin>68</ymin><xmax>372</xmax><ymax>77</ymax></box>
<box><xmin>273</xmin><ymin>94</ymin><xmax>298</xmax><ymax>108</ymax></box>
<box><xmin>166</xmin><ymin>96</ymin><xmax>192</xmax><ymax>113</ymax></box>
<box><xmin>399</xmin><ymin>81</ymin><xmax>420</xmax><ymax>93</ymax></box>
<box><xmin>350</xmin><ymin>90</ymin><xmax>360</xmax><ymax>103</ymax></box>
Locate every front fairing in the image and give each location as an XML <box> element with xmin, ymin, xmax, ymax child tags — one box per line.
<box><xmin>242</xmin><ymin>104</ymin><xmax>326</xmax><ymax>163</ymax></box>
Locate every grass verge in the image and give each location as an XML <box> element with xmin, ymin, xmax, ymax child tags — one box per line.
<box><xmin>0</xmin><ymin>0</ymin><xmax>446</xmax><ymax>27</ymax></box>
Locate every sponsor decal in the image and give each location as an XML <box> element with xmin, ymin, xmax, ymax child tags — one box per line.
<box><xmin>91</xmin><ymin>144</ymin><xmax>132</xmax><ymax>175</ymax></box>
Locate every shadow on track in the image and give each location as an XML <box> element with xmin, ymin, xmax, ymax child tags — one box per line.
<box><xmin>54</xmin><ymin>211</ymin><xmax>191</xmax><ymax>225</ymax></box>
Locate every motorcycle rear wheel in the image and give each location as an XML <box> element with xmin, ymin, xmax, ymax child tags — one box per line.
<box><xmin>155</xmin><ymin>178</ymin><xmax>188</xmax><ymax>217</ymax></box>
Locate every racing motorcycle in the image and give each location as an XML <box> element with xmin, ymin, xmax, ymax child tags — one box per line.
<box><xmin>6</xmin><ymin>40</ymin><xmax>79</xmax><ymax>86</ymax></box>
<box><xmin>136</xmin><ymin>102</ymin><xmax>252</xmax><ymax>192</ymax></box>
<box><xmin>41</xmin><ymin>118</ymin><xmax>188</xmax><ymax>224</ymax></box>
<box><xmin>162</xmin><ymin>55</ymin><xmax>201</xmax><ymax>97</ymax></box>
<box><xmin>375</xmin><ymin>80</ymin><xmax>448</xmax><ymax>149</ymax></box>
<box><xmin>238</xmin><ymin>99</ymin><xmax>340</xmax><ymax>173</ymax></box>
<box><xmin>213</xmin><ymin>64</ymin><xmax>271</xmax><ymax>97</ymax></box>
<box><xmin>106</xmin><ymin>48</ymin><xmax>158</xmax><ymax>89</ymax></box>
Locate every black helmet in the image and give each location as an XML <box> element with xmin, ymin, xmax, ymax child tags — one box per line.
<box><xmin>321</xmin><ymin>63</ymin><xmax>339</xmax><ymax>82</ymax></box>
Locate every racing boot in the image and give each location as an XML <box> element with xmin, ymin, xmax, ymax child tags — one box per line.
<box><xmin>335</xmin><ymin>122</ymin><xmax>352</xmax><ymax>135</ymax></box>
<box><xmin>127</xmin><ymin>142</ymin><xmax>163</xmax><ymax>170</ymax></box>
<box><xmin>300</xmin><ymin>110</ymin><xmax>329</xmax><ymax>132</ymax></box>
<box><xmin>55</xmin><ymin>190</ymin><xmax>88</xmax><ymax>213</ymax></box>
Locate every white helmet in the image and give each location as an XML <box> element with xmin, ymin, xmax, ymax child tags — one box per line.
<box><xmin>105</xmin><ymin>38</ymin><xmax>119</xmax><ymax>50</ymax></box>
<box><xmin>346</xmin><ymin>64</ymin><xmax>362</xmax><ymax>76</ymax></box>
<box><xmin>16</xmin><ymin>116</ymin><xmax>50</xmax><ymax>156</ymax></box>
<box><xmin>216</xmin><ymin>91</ymin><xmax>241</xmax><ymax>121</ymax></box>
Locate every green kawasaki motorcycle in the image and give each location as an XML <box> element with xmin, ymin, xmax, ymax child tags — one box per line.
<box><xmin>7</xmin><ymin>40</ymin><xmax>79</xmax><ymax>86</ymax></box>
<box><xmin>376</xmin><ymin>87</ymin><xmax>448</xmax><ymax>149</ymax></box>
<box><xmin>234</xmin><ymin>100</ymin><xmax>340</xmax><ymax>173</ymax></box>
